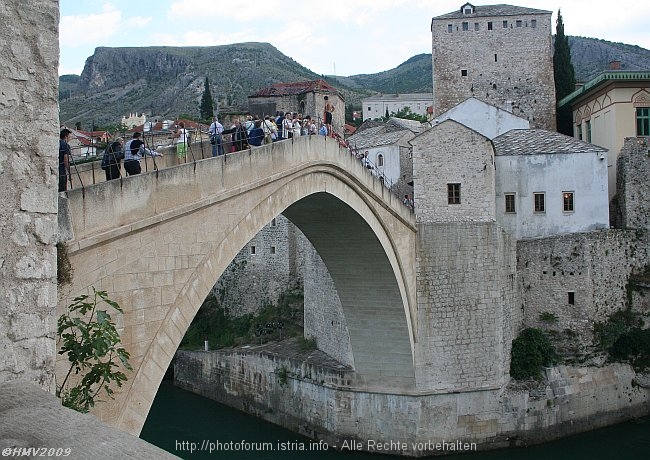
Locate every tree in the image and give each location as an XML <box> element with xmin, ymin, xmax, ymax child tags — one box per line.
<box><xmin>554</xmin><ymin>9</ymin><xmax>576</xmax><ymax>136</ymax></box>
<box><xmin>200</xmin><ymin>77</ymin><xmax>215</xmax><ymax>121</ymax></box>
<box><xmin>56</xmin><ymin>288</ymin><xmax>132</xmax><ymax>413</ymax></box>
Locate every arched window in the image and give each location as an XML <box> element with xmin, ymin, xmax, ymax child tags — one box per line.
<box><xmin>377</xmin><ymin>154</ymin><xmax>384</xmax><ymax>167</ymax></box>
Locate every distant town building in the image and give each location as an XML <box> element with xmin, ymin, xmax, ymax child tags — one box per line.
<box><xmin>362</xmin><ymin>93</ymin><xmax>433</xmax><ymax>121</ymax></box>
<box><xmin>431</xmin><ymin>3</ymin><xmax>556</xmax><ymax>130</ymax></box>
<box><xmin>248</xmin><ymin>79</ymin><xmax>345</xmax><ymax>134</ymax></box>
<box><xmin>121</xmin><ymin>112</ymin><xmax>146</xmax><ymax>129</ymax></box>
<box><xmin>430</xmin><ymin>97</ymin><xmax>529</xmax><ymax>139</ymax></box>
<box><xmin>410</xmin><ymin>119</ymin><xmax>610</xmax><ymax>239</ymax></box>
<box><xmin>347</xmin><ymin>118</ymin><xmax>419</xmax><ymax>199</ymax></box>
<box><xmin>558</xmin><ymin>70</ymin><xmax>650</xmax><ymax>199</ymax></box>
<box><xmin>493</xmin><ymin>129</ymin><xmax>609</xmax><ymax>239</ymax></box>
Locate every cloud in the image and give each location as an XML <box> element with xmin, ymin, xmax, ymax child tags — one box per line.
<box><xmin>59</xmin><ymin>4</ymin><xmax>124</xmax><ymax>47</ymax></box>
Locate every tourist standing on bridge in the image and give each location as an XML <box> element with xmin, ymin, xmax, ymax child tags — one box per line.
<box><xmin>209</xmin><ymin>116</ymin><xmax>224</xmax><ymax>156</ymax></box>
<box><xmin>282</xmin><ymin>112</ymin><xmax>293</xmax><ymax>139</ymax></box>
<box><xmin>262</xmin><ymin>116</ymin><xmax>276</xmax><ymax>144</ymax></box>
<box><xmin>230</xmin><ymin>119</ymin><xmax>249</xmax><ymax>152</ymax></box>
<box><xmin>324</xmin><ymin>95</ymin><xmax>334</xmax><ymax>137</ymax></box>
<box><xmin>248</xmin><ymin>120</ymin><xmax>264</xmax><ymax>147</ymax></box>
<box><xmin>102</xmin><ymin>137</ymin><xmax>124</xmax><ymax>181</ymax></box>
<box><xmin>124</xmin><ymin>132</ymin><xmax>160</xmax><ymax>175</ymax></box>
<box><xmin>58</xmin><ymin>129</ymin><xmax>72</xmax><ymax>192</ymax></box>
<box><xmin>173</xmin><ymin>122</ymin><xmax>189</xmax><ymax>160</ymax></box>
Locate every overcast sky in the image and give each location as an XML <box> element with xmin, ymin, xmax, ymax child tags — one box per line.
<box><xmin>59</xmin><ymin>0</ymin><xmax>650</xmax><ymax>77</ymax></box>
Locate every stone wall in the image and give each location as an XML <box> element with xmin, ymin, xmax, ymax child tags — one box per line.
<box><xmin>0</xmin><ymin>1</ymin><xmax>60</xmax><ymax>390</ymax></box>
<box><xmin>414</xmin><ymin>222</ymin><xmax>519</xmax><ymax>391</ymax></box>
<box><xmin>213</xmin><ymin>216</ymin><xmax>304</xmax><ymax>315</ymax></box>
<box><xmin>411</xmin><ymin>120</ymin><xmax>496</xmax><ymax>223</ymax></box>
<box><xmin>617</xmin><ymin>137</ymin><xmax>650</xmax><ymax>231</ymax></box>
<box><xmin>175</xmin><ymin>348</ymin><xmax>650</xmax><ymax>456</ymax></box>
<box><xmin>517</xmin><ymin>229</ymin><xmax>649</xmax><ymax>356</ymax></box>
<box><xmin>432</xmin><ymin>10</ymin><xmax>556</xmax><ymax>130</ymax></box>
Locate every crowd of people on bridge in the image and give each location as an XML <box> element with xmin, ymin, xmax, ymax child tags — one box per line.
<box><xmin>207</xmin><ymin>111</ymin><xmax>329</xmax><ymax>157</ymax></box>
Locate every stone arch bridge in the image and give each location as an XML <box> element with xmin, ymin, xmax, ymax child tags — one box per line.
<box><xmin>58</xmin><ymin>136</ymin><xmax>421</xmax><ymax>434</ymax></box>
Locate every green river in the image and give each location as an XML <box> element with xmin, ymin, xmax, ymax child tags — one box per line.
<box><xmin>140</xmin><ymin>381</ymin><xmax>650</xmax><ymax>460</ymax></box>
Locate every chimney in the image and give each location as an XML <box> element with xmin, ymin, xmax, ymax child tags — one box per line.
<box><xmin>609</xmin><ymin>60</ymin><xmax>621</xmax><ymax>70</ymax></box>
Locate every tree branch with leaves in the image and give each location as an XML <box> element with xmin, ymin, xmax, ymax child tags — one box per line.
<box><xmin>56</xmin><ymin>288</ymin><xmax>132</xmax><ymax>413</ymax></box>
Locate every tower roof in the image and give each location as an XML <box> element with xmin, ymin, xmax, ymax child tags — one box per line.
<box><xmin>433</xmin><ymin>4</ymin><xmax>551</xmax><ymax>20</ymax></box>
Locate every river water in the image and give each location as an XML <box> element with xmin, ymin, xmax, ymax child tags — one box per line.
<box><xmin>140</xmin><ymin>381</ymin><xmax>650</xmax><ymax>460</ymax></box>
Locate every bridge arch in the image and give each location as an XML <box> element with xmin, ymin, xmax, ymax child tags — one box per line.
<box><xmin>58</xmin><ymin>136</ymin><xmax>417</xmax><ymax>434</ymax></box>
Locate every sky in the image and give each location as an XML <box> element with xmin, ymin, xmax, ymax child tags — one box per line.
<box><xmin>59</xmin><ymin>0</ymin><xmax>650</xmax><ymax>77</ymax></box>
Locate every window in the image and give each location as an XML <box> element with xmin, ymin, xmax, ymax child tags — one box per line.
<box><xmin>505</xmin><ymin>193</ymin><xmax>516</xmax><ymax>213</ymax></box>
<box><xmin>367</xmin><ymin>106</ymin><xmax>371</xmax><ymax>112</ymax></box>
<box><xmin>534</xmin><ymin>193</ymin><xmax>545</xmax><ymax>213</ymax></box>
<box><xmin>586</xmin><ymin>120</ymin><xmax>592</xmax><ymax>142</ymax></box>
<box><xmin>487</xmin><ymin>21</ymin><xmax>493</xmax><ymax>30</ymax></box>
<box><xmin>503</xmin><ymin>20</ymin><xmax>508</xmax><ymax>28</ymax></box>
<box><xmin>474</xmin><ymin>22</ymin><xmax>479</xmax><ymax>31</ymax></box>
<box><xmin>576</xmin><ymin>123</ymin><xmax>582</xmax><ymax>140</ymax></box>
<box><xmin>461</xmin><ymin>69</ymin><xmax>468</xmax><ymax>76</ymax></box>
<box><xmin>531</xmin><ymin>19</ymin><xmax>537</xmax><ymax>28</ymax></box>
<box><xmin>448</xmin><ymin>183</ymin><xmax>461</xmax><ymax>204</ymax></box>
<box><xmin>462</xmin><ymin>22</ymin><xmax>469</xmax><ymax>31</ymax></box>
<box><xmin>568</xmin><ymin>292</ymin><xmax>575</xmax><ymax>305</ymax></box>
<box><xmin>494</xmin><ymin>54</ymin><xmax>498</xmax><ymax>62</ymax></box>
<box><xmin>637</xmin><ymin>107</ymin><xmax>650</xmax><ymax>136</ymax></box>
<box><xmin>270</xmin><ymin>218</ymin><xmax>277</xmax><ymax>227</ymax></box>
<box><xmin>516</xmin><ymin>20</ymin><xmax>522</xmax><ymax>27</ymax></box>
<box><xmin>250</xmin><ymin>245</ymin><xmax>256</xmax><ymax>255</ymax></box>
<box><xmin>270</xmin><ymin>246</ymin><xmax>276</xmax><ymax>255</ymax></box>
<box><xmin>463</xmin><ymin>5</ymin><xmax>473</xmax><ymax>14</ymax></box>
<box><xmin>563</xmin><ymin>191</ymin><xmax>574</xmax><ymax>212</ymax></box>
<box><xmin>448</xmin><ymin>24</ymin><xmax>453</xmax><ymax>33</ymax></box>
<box><xmin>377</xmin><ymin>154</ymin><xmax>384</xmax><ymax>167</ymax></box>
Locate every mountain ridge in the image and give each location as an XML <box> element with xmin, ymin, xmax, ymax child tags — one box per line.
<box><xmin>59</xmin><ymin>37</ymin><xmax>650</xmax><ymax>126</ymax></box>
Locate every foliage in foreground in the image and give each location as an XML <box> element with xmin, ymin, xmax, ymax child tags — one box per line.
<box><xmin>57</xmin><ymin>288</ymin><xmax>132</xmax><ymax>413</ymax></box>
<box><xmin>595</xmin><ymin>309</ymin><xmax>650</xmax><ymax>371</ymax></box>
<box><xmin>510</xmin><ymin>328</ymin><xmax>558</xmax><ymax>380</ymax></box>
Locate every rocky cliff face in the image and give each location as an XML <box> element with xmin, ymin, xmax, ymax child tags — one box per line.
<box><xmin>59</xmin><ymin>43</ymin><xmax>322</xmax><ymax>125</ymax></box>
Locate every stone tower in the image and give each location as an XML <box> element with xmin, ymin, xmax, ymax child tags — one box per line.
<box><xmin>431</xmin><ymin>3</ymin><xmax>556</xmax><ymax>130</ymax></box>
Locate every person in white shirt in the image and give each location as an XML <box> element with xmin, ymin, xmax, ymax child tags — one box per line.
<box><xmin>173</xmin><ymin>121</ymin><xmax>189</xmax><ymax>159</ymax></box>
<box><xmin>209</xmin><ymin>117</ymin><xmax>224</xmax><ymax>156</ymax></box>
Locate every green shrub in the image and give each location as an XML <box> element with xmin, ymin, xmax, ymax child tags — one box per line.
<box><xmin>510</xmin><ymin>328</ymin><xmax>558</xmax><ymax>380</ymax></box>
<box><xmin>57</xmin><ymin>289</ymin><xmax>131</xmax><ymax>412</ymax></box>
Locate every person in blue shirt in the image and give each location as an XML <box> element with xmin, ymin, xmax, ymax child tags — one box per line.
<box><xmin>248</xmin><ymin>120</ymin><xmax>264</xmax><ymax>147</ymax></box>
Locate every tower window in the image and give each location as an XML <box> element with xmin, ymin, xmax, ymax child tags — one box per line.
<box><xmin>448</xmin><ymin>183</ymin><xmax>461</xmax><ymax>204</ymax></box>
<box><xmin>487</xmin><ymin>21</ymin><xmax>493</xmax><ymax>30</ymax></box>
<box><xmin>474</xmin><ymin>22</ymin><xmax>479</xmax><ymax>31</ymax></box>
<box><xmin>505</xmin><ymin>193</ymin><xmax>516</xmax><ymax>213</ymax></box>
<box><xmin>568</xmin><ymin>292</ymin><xmax>575</xmax><ymax>305</ymax></box>
<box><xmin>534</xmin><ymin>193</ymin><xmax>545</xmax><ymax>213</ymax></box>
<box><xmin>531</xmin><ymin>19</ymin><xmax>537</xmax><ymax>28</ymax></box>
<box><xmin>448</xmin><ymin>24</ymin><xmax>453</xmax><ymax>33</ymax></box>
<box><xmin>462</xmin><ymin>22</ymin><xmax>469</xmax><ymax>31</ymax></box>
<box><xmin>494</xmin><ymin>54</ymin><xmax>498</xmax><ymax>62</ymax></box>
<box><xmin>503</xmin><ymin>20</ymin><xmax>508</xmax><ymax>28</ymax></box>
<box><xmin>516</xmin><ymin>20</ymin><xmax>522</xmax><ymax>27</ymax></box>
<box><xmin>250</xmin><ymin>245</ymin><xmax>256</xmax><ymax>255</ymax></box>
<box><xmin>461</xmin><ymin>69</ymin><xmax>468</xmax><ymax>76</ymax></box>
<box><xmin>377</xmin><ymin>154</ymin><xmax>384</xmax><ymax>167</ymax></box>
<box><xmin>270</xmin><ymin>246</ymin><xmax>276</xmax><ymax>254</ymax></box>
<box><xmin>563</xmin><ymin>192</ymin><xmax>574</xmax><ymax>212</ymax></box>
